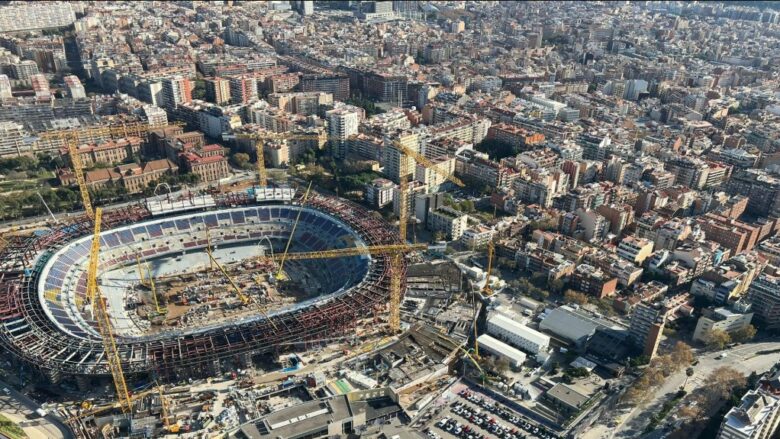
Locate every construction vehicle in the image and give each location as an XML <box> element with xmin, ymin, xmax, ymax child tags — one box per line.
<box><xmin>37</xmin><ymin>121</ymin><xmax>183</xmax><ymax>219</ymax></box>
<box><xmin>157</xmin><ymin>383</ymin><xmax>180</xmax><ymax>433</ymax></box>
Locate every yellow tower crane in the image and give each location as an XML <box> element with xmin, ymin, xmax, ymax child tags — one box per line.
<box><xmin>390</xmin><ymin>140</ymin><xmax>465</xmax><ymax>243</ymax></box>
<box><xmin>222</xmin><ymin>131</ymin><xmax>461</xmax><ymax>332</ymax></box>
<box><xmin>224</xmin><ymin>131</ymin><xmax>327</xmax><ymax>187</ymax></box>
<box><xmin>276</xmin><ymin>181</ymin><xmax>313</xmax><ymax>281</ymax></box>
<box><xmin>145</xmin><ymin>261</ymin><xmax>164</xmax><ymax>315</ymax></box>
<box><xmin>205</xmin><ymin>240</ymin><xmax>278</xmax><ymax>330</ymax></box>
<box><xmin>37</xmin><ymin>121</ymin><xmax>184</xmax><ymax>219</ymax></box>
<box><xmin>261</xmin><ymin>243</ymin><xmax>426</xmax><ymax>333</ymax></box>
<box><xmin>473</xmin><ymin>239</ymin><xmax>495</xmax><ymax>359</ymax></box>
<box><xmin>87</xmin><ymin>208</ymin><xmax>133</xmax><ymax>413</ymax></box>
<box><xmin>136</xmin><ymin>255</ymin><xmax>148</xmax><ymax>287</ymax></box>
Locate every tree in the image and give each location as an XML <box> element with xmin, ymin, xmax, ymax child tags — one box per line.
<box><xmin>548</xmin><ymin>278</ymin><xmax>565</xmax><ymax>294</ymax></box>
<box><xmin>650</xmin><ymin>354</ymin><xmax>676</xmax><ymax>377</ymax></box>
<box><xmin>529</xmin><ymin>288</ymin><xmax>549</xmax><ymax>301</ymax></box>
<box><xmin>192</xmin><ymin>79</ymin><xmax>206</xmax><ymax>100</ymax></box>
<box><xmin>529</xmin><ymin>218</ymin><xmax>559</xmax><ymax>232</ymax></box>
<box><xmin>495</xmin><ymin>357</ymin><xmax>510</xmax><ymax>374</ymax></box>
<box><xmin>230</xmin><ymin>153</ymin><xmax>252</xmax><ymax>170</ymax></box>
<box><xmin>699</xmin><ymin>366</ymin><xmax>746</xmax><ymax>407</ymax></box>
<box><xmin>683</xmin><ymin>367</ymin><xmax>694</xmax><ymax>388</ymax></box>
<box><xmin>731</xmin><ymin>325</ymin><xmax>757</xmax><ymax>343</ymax></box>
<box><xmin>433</xmin><ymin>231</ymin><xmax>447</xmax><ymax>242</ymax></box>
<box><xmin>459</xmin><ymin>199</ymin><xmax>475</xmax><ymax>213</ymax></box>
<box><xmin>670</xmin><ymin>341</ymin><xmax>695</xmax><ymax>366</ymax></box>
<box><xmin>475</xmin><ymin>139</ymin><xmax>516</xmax><ymax>160</ymax></box>
<box><xmin>704</xmin><ymin>328</ymin><xmax>732</xmax><ymax>350</ymax></box>
<box><xmin>564</xmin><ymin>289</ymin><xmax>589</xmax><ymax>305</ymax></box>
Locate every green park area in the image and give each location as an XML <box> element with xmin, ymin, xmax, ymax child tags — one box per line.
<box><xmin>0</xmin><ymin>413</ymin><xmax>27</xmax><ymax>439</ymax></box>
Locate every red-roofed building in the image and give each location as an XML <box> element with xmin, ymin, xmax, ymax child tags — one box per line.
<box><xmin>76</xmin><ymin>159</ymin><xmax>179</xmax><ymax>194</ymax></box>
<box><xmin>65</xmin><ymin>137</ymin><xmax>143</xmax><ymax>167</ymax></box>
<box><xmin>180</xmin><ymin>150</ymin><xmax>229</xmax><ymax>183</ymax></box>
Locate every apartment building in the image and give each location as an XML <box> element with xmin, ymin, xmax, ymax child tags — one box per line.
<box><xmin>162</xmin><ymin>76</ymin><xmax>193</xmax><ymax>108</ymax></box>
<box><xmin>300</xmin><ymin>73</ymin><xmax>350</xmax><ymax>101</ymax></box>
<box><xmin>616</xmin><ymin>236</ymin><xmax>654</xmax><ymax>265</ymax></box>
<box><xmin>569</xmin><ymin>263</ymin><xmax>619</xmax><ymax>298</ymax></box>
<box><xmin>697</xmin><ymin>213</ymin><xmax>761</xmax><ymax>255</ymax></box>
<box><xmin>748</xmin><ymin>267</ymin><xmax>780</xmax><ymax>330</ymax></box>
<box><xmin>327</xmin><ymin>105</ymin><xmax>362</xmax><ymax>160</ymax></box>
<box><xmin>204</xmin><ymin>77</ymin><xmax>231</xmax><ymax>105</ymax></box>
<box><xmin>427</xmin><ymin>206</ymin><xmax>468</xmax><ymax>240</ymax></box>
<box><xmin>0</xmin><ymin>2</ymin><xmax>75</xmax><ymax>32</ymax></box>
<box><xmin>629</xmin><ymin>301</ymin><xmax>668</xmax><ymax>358</ymax></box>
<box><xmin>365</xmin><ymin>178</ymin><xmax>395</xmax><ymax>208</ymax></box>
<box><xmin>487</xmin><ymin>122</ymin><xmax>545</xmax><ymax>151</ymax></box>
<box><xmin>717</xmin><ymin>390</ymin><xmax>780</xmax><ymax>439</ymax></box>
<box><xmin>693</xmin><ymin>304</ymin><xmax>753</xmax><ymax>343</ymax></box>
<box><xmin>382</xmin><ymin>130</ymin><xmax>420</xmax><ymax>183</ymax></box>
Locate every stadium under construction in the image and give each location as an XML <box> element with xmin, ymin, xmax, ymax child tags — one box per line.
<box><xmin>0</xmin><ymin>188</ymin><xmax>406</xmax><ymax>386</ymax></box>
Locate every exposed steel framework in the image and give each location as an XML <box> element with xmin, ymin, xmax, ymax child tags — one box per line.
<box><xmin>0</xmin><ymin>191</ymin><xmax>405</xmax><ymax>383</ymax></box>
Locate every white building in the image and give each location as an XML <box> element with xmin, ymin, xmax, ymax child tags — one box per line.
<box><xmin>0</xmin><ymin>2</ymin><xmax>75</xmax><ymax>32</ymax></box>
<box><xmin>63</xmin><ymin>75</ymin><xmax>86</xmax><ymax>99</ymax></box>
<box><xmin>717</xmin><ymin>390</ymin><xmax>780</xmax><ymax>439</ymax></box>
<box><xmin>0</xmin><ymin>74</ymin><xmax>12</xmax><ymax>100</ymax></box>
<box><xmin>327</xmin><ymin>106</ymin><xmax>361</xmax><ymax>159</ymax></box>
<box><xmin>427</xmin><ymin>206</ymin><xmax>468</xmax><ymax>240</ymax></box>
<box><xmin>460</xmin><ymin>226</ymin><xmax>494</xmax><ymax>249</ymax></box>
<box><xmin>693</xmin><ymin>306</ymin><xmax>753</xmax><ymax>343</ymax></box>
<box><xmin>476</xmin><ymin>334</ymin><xmax>527</xmax><ymax>368</ymax></box>
<box><xmin>0</xmin><ymin>121</ymin><xmax>30</xmax><ymax>157</ymax></box>
<box><xmin>142</xmin><ymin>105</ymin><xmax>168</xmax><ymax>128</ymax></box>
<box><xmin>365</xmin><ymin>178</ymin><xmax>395</xmax><ymax>208</ymax></box>
<box><xmin>486</xmin><ymin>312</ymin><xmax>550</xmax><ymax>356</ymax></box>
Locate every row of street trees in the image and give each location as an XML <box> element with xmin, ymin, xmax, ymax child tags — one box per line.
<box><xmin>702</xmin><ymin>326</ymin><xmax>757</xmax><ymax>350</ymax></box>
<box><xmin>623</xmin><ymin>342</ymin><xmax>695</xmax><ymax>403</ymax></box>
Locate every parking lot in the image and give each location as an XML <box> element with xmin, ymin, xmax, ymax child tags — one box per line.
<box><xmin>421</xmin><ymin>382</ymin><xmax>559</xmax><ymax>439</ymax></box>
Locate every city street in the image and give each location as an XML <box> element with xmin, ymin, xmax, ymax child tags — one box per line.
<box><xmin>0</xmin><ymin>379</ymin><xmax>73</xmax><ymax>439</ymax></box>
<box><xmin>582</xmin><ymin>339</ymin><xmax>780</xmax><ymax>439</ymax></box>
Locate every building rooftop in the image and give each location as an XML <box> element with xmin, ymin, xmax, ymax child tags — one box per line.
<box><xmin>546</xmin><ymin>383</ymin><xmax>590</xmax><ymax>409</ymax></box>
<box><xmin>488</xmin><ymin>312</ymin><xmax>550</xmax><ymax>347</ymax></box>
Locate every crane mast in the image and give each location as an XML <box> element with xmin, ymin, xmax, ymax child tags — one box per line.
<box><xmin>88</xmin><ymin>208</ymin><xmax>132</xmax><ymax>413</ymax></box>
<box><xmin>39</xmin><ymin>121</ymin><xmax>183</xmax><ymax>221</ymax></box>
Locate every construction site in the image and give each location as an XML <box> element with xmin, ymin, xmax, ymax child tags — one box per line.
<box><xmin>0</xmin><ymin>122</ymin><xmax>475</xmax><ymax>438</ymax></box>
<box><xmin>0</xmin><ymin>186</ymin><xmax>412</xmax><ymax>373</ymax></box>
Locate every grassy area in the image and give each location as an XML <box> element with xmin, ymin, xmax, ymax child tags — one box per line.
<box><xmin>0</xmin><ymin>413</ymin><xmax>27</xmax><ymax>439</ymax></box>
<box><xmin>0</xmin><ymin>179</ymin><xmax>44</xmax><ymax>192</ymax></box>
